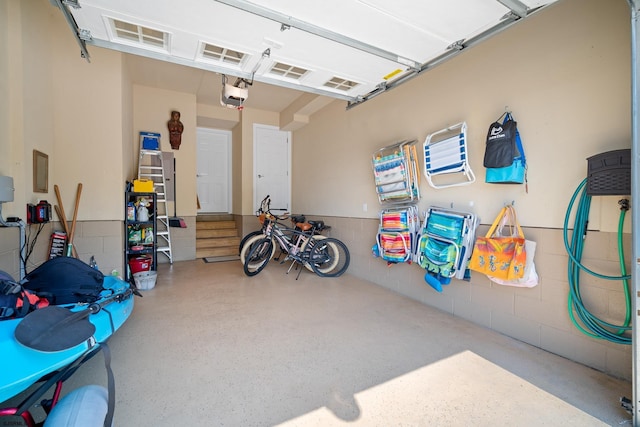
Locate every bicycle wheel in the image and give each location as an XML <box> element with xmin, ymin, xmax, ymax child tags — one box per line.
<box><xmin>308</xmin><ymin>237</ymin><xmax>350</xmax><ymax>277</ymax></box>
<box><xmin>240</xmin><ymin>234</ymin><xmax>276</xmax><ymax>264</ymax></box>
<box><xmin>300</xmin><ymin>234</ymin><xmax>327</xmax><ymax>272</ymax></box>
<box><xmin>243</xmin><ymin>237</ymin><xmax>273</xmax><ymax>276</ymax></box>
<box><xmin>238</xmin><ymin>230</ymin><xmax>263</xmax><ymax>255</ymax></box>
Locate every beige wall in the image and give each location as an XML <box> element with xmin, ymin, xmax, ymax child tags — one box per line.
<box><xmin>1</xmin><ymin>0</ymin><xmax>129</xmax><ymax>275</ymax></box>
<box><xmin>132</xmin><ymin>85</ymin><xmax>198</xmax><ymax>217</ymax></box>
<box><xmin>51</xmin><ymin>33</ymin><xmax>125</xmax><ymax>222</ymax></box>
<box><xmin>290</xmin><ymin>0</ymin><xmax>633</xmax><ymax>379</ymax></box>
<box><xmin>232</xmin><ymin>122</ymin><xmax>243</xmax><ymax>215</ymax></box>
<box><xmin>293</xmin><ymin>0</ymin><xmax>630</xmax><ymax>233</ymax></box>
<box><xmin>122</xmin><ymin>56</ymin><xmax>135</xmax><ymax>186</ymax></box>
<box><xmin>1</xmin><ymin>0</ymin><xmax>55</xmax><ymax>219</ymax></box>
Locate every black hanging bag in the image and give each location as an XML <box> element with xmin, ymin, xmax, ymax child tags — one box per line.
<box><xmin>22</xmin><ymin>257</ymin><xmax>104</xmax><ymax>305</ymax></box>
<box><xmin>483</xmin><ymin>113</ymin><xmax>518</xmax><ymax>168</ymax></box>
<box><xmin>483</xmin><ymin>112</ymin><xmax>528</xmax><ymax>187</ymax></box>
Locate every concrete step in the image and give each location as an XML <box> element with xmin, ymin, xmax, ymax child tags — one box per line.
<box><xmin>195</xmin><ymin>215</ymin><xmax>240</xmax><ymax>259</ymax></box>
<box><xmin>197</xmin><ymin>214</ymin><xmax>234</xmax><ymax>222</ymax></box>
<box><xmin>196</xmin><ymin>220</ymin><xmax>237</xmax><ymax>230</ymax></box>
<box><xmin>196</xmin><ymin>246</ymin><xmax>239</xmax><ymax>258</ymax></box>
<box><xmin>196</xmin><ymin>236</ymin><xmax>241</xmax><ymax>249</ymax></box>
<box><xmin>196</xmin><ymin>228</ymin><xmax>239</xmax><ymax>238</ymax></box>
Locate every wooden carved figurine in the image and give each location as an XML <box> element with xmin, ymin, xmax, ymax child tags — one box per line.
<box><xmin>167</xmin><ymin>110</ymin><xmax>184</xmax><ymax>150</ymax></box>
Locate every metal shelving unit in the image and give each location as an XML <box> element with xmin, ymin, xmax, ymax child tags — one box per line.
<box><xmin>124</xmin><ymin>191</ymin><xmax>157</xmax><ymax>281</ymax></box>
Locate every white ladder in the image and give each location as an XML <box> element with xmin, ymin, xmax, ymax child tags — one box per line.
<box><xmin>138</xmin><ymin>149</ymin><xmax>173</xmax><ymax>264</ymax></box>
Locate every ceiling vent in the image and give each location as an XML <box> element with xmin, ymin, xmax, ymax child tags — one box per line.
<box><xmin>110</xmin><ymin>18</ymin><xmax>167</xmax><ymax>49</ymax></box>
<box><xmin>268</xmin><ymin>62</ymin><xmax>309</xmax><ymax>80</ymax></box>
<box><xmin>201</xmin><ymin>43</ymin><xmax>246</xmax><ymax>66</ymax></box>
<box><xmin>323</xmin><ymin>77</ymin><xmax>359</xmax><ymax>92</ymax></box>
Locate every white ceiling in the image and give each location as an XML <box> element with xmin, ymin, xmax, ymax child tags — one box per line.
<box><xmin>54</xmin><ymin>0</ymin><xmax>559</xmax><ymax>111</ymax></box>
<box><xmin>125</xmin><ymin>54</ymin><xmax>306</xmax><ymax>113</ymax></box>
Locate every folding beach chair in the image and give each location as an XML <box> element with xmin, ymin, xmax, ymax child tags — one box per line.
<box><xmin>375</xmin><ymin>205</ymin><xmax>420</xmax><ymax>264</ymax></box>
<box><xmin>417</xmin><ymin>206</ymin><xmax>478</xmax><ymax>291</ymax></box>
<box><xmin>372</xmin><ymin>140</ymin><xmax>421</xmax><ymax>204</ymax></box>
<box><xmin>423</xmin><ymin>122</ymin><xmax>475</xmax><ymax>189</ymax></box>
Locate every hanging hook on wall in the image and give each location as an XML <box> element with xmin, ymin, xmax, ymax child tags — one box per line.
<box><xmin>496</xmin><ymin>106</ymin><xmax>511</xmax><ymax>121</ymax></box>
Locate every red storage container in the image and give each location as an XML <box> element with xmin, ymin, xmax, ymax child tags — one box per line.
<box><xmin>129</xmin><ymin>256</ymin><xmax>152</xmax><ymax>274</ymax></box>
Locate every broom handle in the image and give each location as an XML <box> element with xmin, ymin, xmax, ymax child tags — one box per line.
<box><xmin>173</xmin><ymin>157</ymin><xmax>177</xmax><ymax>217</ymax></box>
<box><xmin>67</xmin><ymin>183</ymin><xmax>82</xmax><ymax>257</ymax></box>
<box><xmin>54</xmin><ymin>204</ymin><xmax>77</xmax><ymax>258</ymax></box>
<box><xmin>54</xmin><ymin>185</ymin><xmax>68</xmax><ymax>231</ymax></box>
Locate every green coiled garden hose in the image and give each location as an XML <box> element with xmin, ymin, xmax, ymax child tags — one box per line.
<box><xmin>563</xmin><ymin>178</ymin><xmax>631</xmax><ymax>345</ymax></box>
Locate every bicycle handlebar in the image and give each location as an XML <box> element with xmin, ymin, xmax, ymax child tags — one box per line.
<box><xmin>257</xmin><ymin>195</ymin><xmax>327</xmax><ymax>231</ymax></box>
<box><xmin>257</xmin><ymin>194</ymin><xmax>271</xmax><ymax>215</ymax></box>
<box><xmin>256</xmin><ymin>195</ymin><xmax>290</xmax><ymax>221</ymax></box>
<box><xmin>273</xmin><ymin>212</ymin><xmax>290</xmax><ymax>221</ymax></box>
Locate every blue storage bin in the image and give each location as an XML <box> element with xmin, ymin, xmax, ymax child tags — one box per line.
<box><xmin>140</xmin><ymin>131</ymin><xmax>160</xmax><ymax>150</ymax></box>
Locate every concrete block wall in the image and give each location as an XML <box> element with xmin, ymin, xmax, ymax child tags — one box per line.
<box><xmin>312</xmin><ymin>215</ymin><xmax>632</xmax><ymax>381</ymax></box>
<box><xmin>71</xmin><ymin>220</ymin><xmax>122</xmax><ymax>275</ymax></box>
<box><xmin>158</xmin><ymin>216</ymin><xmax>197</xmax><ymax>263</ymax></box>
<box><xmin>1</xmin><ymin>216</ymin><xmax>197</xmax><ymax>280</ymax></box>
<box><xmin>0</xmin><ymin>220</ymin><xmax>123</xmax><ymax>279</ymax></box>
<box><xmin>0</xmin><ymin>226</ymin><xmax>23</xmax><ymax>279</ymax></box>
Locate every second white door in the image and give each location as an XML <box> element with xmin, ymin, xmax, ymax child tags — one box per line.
<box><xmin>254</xmin><ymin>124</ymin><xmax>290</xmax><ymax>213</ymax></box>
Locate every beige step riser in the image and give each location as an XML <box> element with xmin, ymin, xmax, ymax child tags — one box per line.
<box><xmin>197</xmin><ymin>229</ymin><xmax>238</xmax><ymax>238</ymax></box>
<box><xmin>196</xmin><ymin>247</ymin><xmax>239</xmax><ymax>258</ymax></box>
<box><xmin>197</xmin><ymin>214</ymin><xmax>234</xmax><ymax>222</ymax></box>
<box><xmin>196</xmin><ymin>221</ymin><xmax>237</xmax><ymax>230</ymax></box>
<box><xmin>196</xmin><ymin>237</ymin><xmax>241</xmax><ymax>249</ymax></box>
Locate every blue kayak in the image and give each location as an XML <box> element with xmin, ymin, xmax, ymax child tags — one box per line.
<box><xmin>0</xmin><ymin>275</ymin><xmax>134</xmax><ymax>404</ymax></box>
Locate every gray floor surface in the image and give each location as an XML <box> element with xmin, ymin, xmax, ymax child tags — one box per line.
<box><xmin>5</xmin><ymin>259</ymin><xmax>634</xmax><ymax>426</ymax></box>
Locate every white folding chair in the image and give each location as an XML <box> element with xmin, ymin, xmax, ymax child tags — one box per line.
<box><xmin>423</xmin><ymin>122</ymin><xmax>475</xmax><ymax>189</ymax></box>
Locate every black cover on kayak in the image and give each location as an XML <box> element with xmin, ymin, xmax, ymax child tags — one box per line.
<box><xmin>23</xmin><ymin>257</ymin><xmax>104</xmax><ymax>305</ymax></box>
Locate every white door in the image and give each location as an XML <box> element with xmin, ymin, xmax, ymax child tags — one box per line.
<box><xmin>254</xmin><ymin>125</ymin><xmax>291</xmax><ymax>213</ymax></box>
<box><xmin>197</xmin><ymin>128</ymin><xmax>231</xmax><ymax>213</ymax></box>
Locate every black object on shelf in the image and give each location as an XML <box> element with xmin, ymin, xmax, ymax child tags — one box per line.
<box><xmin>586</xmin><ymin>149</ymin><xmax>631</xmax><ymax>196</ymax></box>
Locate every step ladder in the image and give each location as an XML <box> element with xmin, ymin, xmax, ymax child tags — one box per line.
<box><xmin>138</xmin><ymin>149</ymin><xmax>173</xmax><ymax>264</ymax></box>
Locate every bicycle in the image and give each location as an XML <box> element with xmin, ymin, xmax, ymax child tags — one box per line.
<box><xmin>243</xmin><ymin>210</ymin><xmax>349</xmax><ymax>278</ymax></box>
<box><xmin>239</xmin><ymin>196</ymin><xmax>330</xmax><ymax>269</ymax></box>
<box><xmin>238</xmin><ymin>195</ymin><xmax>274</xmax><ymax>256</ymax></box>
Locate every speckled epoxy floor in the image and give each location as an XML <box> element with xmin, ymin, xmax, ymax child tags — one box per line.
<box><xmin>24</xmin><ymin>259</ymin><xmax>633</xmax><ymax>426</ymax></box>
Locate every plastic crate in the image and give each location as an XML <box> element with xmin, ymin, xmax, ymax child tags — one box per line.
<box><xmin>133</xmin><ymin>179</ymin><xmax>154</xmax><ymax>193</ymax></box>
<box><xmin>140</xmin><ymin>131</ymin><xmax>160</xmax><ymax>150</ymax></box>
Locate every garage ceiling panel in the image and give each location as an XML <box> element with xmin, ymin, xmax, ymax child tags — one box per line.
<box><xmin>55</xmin><ymin>0</ymin><xmax>559</xmax><ymax>106</ymax></box>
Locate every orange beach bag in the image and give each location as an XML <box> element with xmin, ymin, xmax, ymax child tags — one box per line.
<box><xmin>468</xmin><ymin>205</ymin><xmax>526</xmax><ymax>280</ymax></box>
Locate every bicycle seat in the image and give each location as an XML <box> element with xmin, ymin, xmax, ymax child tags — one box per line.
<box><xmin>290</xmin><ymin>214</ymin><xmax>306</xmax><ymax>224</ymax></box>
<box><xmin>308</xmin><ymin>220</ymin><xmax>327</xmax><ymax>231</ymax></box>
<box><xmin>296</xmin><ymin>222</ymin><xmax>313</xmax><ymax>232</ymax></box>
